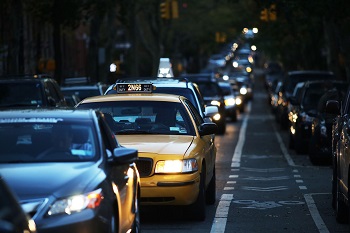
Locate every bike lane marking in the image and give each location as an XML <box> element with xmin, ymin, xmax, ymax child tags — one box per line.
<box><xmin>210</xmin><ymin>103</ymin><xmax>250</xmax><ymax>233</ymax></box>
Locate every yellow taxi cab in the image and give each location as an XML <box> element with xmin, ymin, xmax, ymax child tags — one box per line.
<box><xmin>76</xmin><ymin>83</ymin><xmax>217</xmax><ymax>221</ymax></box>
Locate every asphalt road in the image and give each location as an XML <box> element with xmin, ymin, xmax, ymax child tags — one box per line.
<box><xmin>140</xmin><ymin>72</ymin><xmax>349</xmax><ymax>233</ymax></box>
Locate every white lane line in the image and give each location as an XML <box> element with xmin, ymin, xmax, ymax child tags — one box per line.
<box><xmin>304</xmin><ymin>193</ymin><xmax>330</xmax><ymax>233</ymax></box>
<box><xmin>274</xmin><ymin>125</ymin><xmax>296</xmax><ymax>166</ymax></box>
<box><xmin>211</xmin><ymin>103</ymin><xmax>250</xmax><ymax>233</ymax></box>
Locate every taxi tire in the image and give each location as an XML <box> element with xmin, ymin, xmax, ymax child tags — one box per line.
<box><xmin>336</xmin><ymin>179</ymin><xmax>348</xmax><ymax>223</ymax></box>
<box><xmin>131</xmin><ymin>191</ymin><xmax>141</xmax><ymax>233</ymax></box>
<box><xmin>206</xmin><ymin>168</ymin><xmax>216</xmax><ymax>205</ymax></box>
<box><xmin>186</xmin><ymin>170</ymin><xmax>206</xmax><ymax>221</ymax></box>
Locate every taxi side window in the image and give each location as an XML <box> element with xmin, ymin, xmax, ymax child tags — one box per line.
<box><xmin>183</xmin><ymin>99</ymin><xmax>203</xmax><ymax>128</ymax></box>
<box><xmin>45</xmin><ymin>82</ymin><xmax>61</xmax><ymax>105</ymax></box>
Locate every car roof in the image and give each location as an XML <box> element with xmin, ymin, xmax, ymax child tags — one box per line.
<box><xmin>80</xmin><ymin>93</ymin><xmax>183</xmax><ymax>104</ymax></box>
<box><xmin>0</xmin><ymin>108</ymin><xmax>96</xmax><ymax>119</ymax></box>
<box><xmin>287</xmin><ymin>70</ymin><xmax>334</xmax><ymax>76</ymax></box>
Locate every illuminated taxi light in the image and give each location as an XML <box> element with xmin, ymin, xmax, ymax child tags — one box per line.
<box><xmin>232</xmin><ymin>61</ymin><xmax>239</xmax><ymax>68</ymax></box>
<box><xmin>235</xmin><ymin>97</ymin><xmax>242</xmax><ymax>105</ymax></box>
<box><xmin>211</xmin><ymin>100</ymin><xmax>221</xmax><ymax>106</ymax></box>
<box><xmin>213</xmin><ymin>113</ymin><xmax>221</xmax><ymax>121</ymax></box>
<box><xmin>240</xmin><ymin>87</ymin><xmax>248</xmax><ymax>95</ymax></box>
<box><xmin>246</xmin><ymin>67</ymin><xmax>252</xmax><ymax>73</ymax></box>
<box><xmin>155</xmin><ymin>159</ymin><xmax>198</xmax><ymax>173</ymax></box>
<box><xmin>223</xmin><ymin>75</ymin><xmax>229</xmax><ymax>81</ymax></box>
<box><xmin>48</xmin><ymin>189</ymin><xmax>103</xmax><ymax>215</ymax></box>
<box><xmin>224</xmin><ymin>98</ymin><xmax>236</xmax><ymax>106</ymax></box>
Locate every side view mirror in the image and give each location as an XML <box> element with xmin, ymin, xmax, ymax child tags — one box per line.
<box><xmin>112</xmin><ymin>147</ymin><xmax>138</xmax><ymax>164</ymax></box>
<box><xmin>325</xmin><ymin>100</ymin><xmax>340</xmax><ymax>115</ymax></box>
<box><xmin>198</xmin><ymin>122</ymin><xmax>218</xmax><ymax>136</ymax></box>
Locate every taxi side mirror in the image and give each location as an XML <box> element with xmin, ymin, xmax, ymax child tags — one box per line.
<box><xmin>198</xmin><ymin>122</ymin><xmax>218</xmax><ymax>136</ymax></box>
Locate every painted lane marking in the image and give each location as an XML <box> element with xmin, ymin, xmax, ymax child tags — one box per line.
<box><xmin>242</xmin><ymin>186</ymin><xmax>288</xmax><ymax>191</ymax></box>
<box><xmin>299</xmin><ymin>186</ymin><xmax>307</xmax><ymax>190</ymax></box>
<box><xmin>211</xmin><ymin>102</ymin><xmax>250</xmax><ymax>233</ymax></box>
<box><xmin>274</xmin><ymin>124</ymin><xmax>296</xmax><ymax>166</ymax></box>
<box><xmin>304</xmin><ymin>193</ymin><xmax>330</xmax><ymax>233</ymax></box>
<box><xmin>241</xmin><ymin>167</ymin><xmax>285</xmax><ymax>172</ymax></box>
<box><xmin>233</xmin><ymin>200</ymin><xmax>305</xmax><ymax>210</ymax></box>
<box><xmin>210</xmin><ymin>194</ymin><xmax>234</xmax><ymax>233</ymax></box>
<box><xmin>242</xmin><ymin>176</ymin><xmax>290</xmax><ymax>181</ymax></box>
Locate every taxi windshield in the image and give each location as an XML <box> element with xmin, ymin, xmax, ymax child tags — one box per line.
<box><xmin>0</xmin><ymin>121</ymin><xmax>98</xmax><ymax>163</ymax></box>
<box><xmin>77</xmin><ymin>101</ymin><xmax>196</xmax><ymax>136</ymax></box>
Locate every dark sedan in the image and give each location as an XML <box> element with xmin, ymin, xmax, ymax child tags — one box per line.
<box><xmin>0</xmin><ymin>108</ymin><xmax>140</xmax><ymax>233</ymax></box>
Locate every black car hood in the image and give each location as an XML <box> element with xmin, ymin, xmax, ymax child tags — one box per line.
<box><xmin>0</xmin><ymin>162</ymin><xmax>104</xmax><ymax>200</ymax></box>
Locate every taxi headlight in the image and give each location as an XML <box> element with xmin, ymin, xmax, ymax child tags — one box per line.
<box><xmin>48</xmin><ymin>189</ymin><xmax>103</xmax><ymax>216</ymax></box>
<box><xmin>211</xmin><ymin>100</ymin><xmax>221</xmax><ymax>106</ymax></box>
<box><xmin>155</xmin><ymin>159</ymin><xmax>198</xmax><ymax>173</ymax></box>
<box><xmin>224</xmin><ymin>98</ymin><xmax>236</xmax><ymax>106</ymax></box>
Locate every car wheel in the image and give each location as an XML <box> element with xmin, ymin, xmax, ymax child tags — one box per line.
<box><xmin>206</xmin><ymin>168</ymin><xmax>216</xmax><ymax>205</ymax></box>
<box><xmin>332</xmin><ymin>157</ymin><xmax>337</xmax><ymax>209</ymax></box>
<box><xmin>231</xmin><ymin>111</ymin><xmax>237</xmax><ymax>122</ymax></box>
<box><xmin>294</xmin><ymin>130</ymin><xmax>304</xmax><ymax>154</ymax></box>
<box><xmin>186</xmin><ymin>169</ymin><xmax>206</xmax><ymax>221</ymax></box>
<box><xmin>288</xmin><ymin>133</ymin><xmax>294</xmax><ymax>149</ymax></box>
<box><xmin>131</xmin><ymin>193</ymin><xmax>141</xmax><ymax>233</ymax></box>
<box><xmin>336</xmin><ymin>179</ymin><xmax>348</xmax><ymax>223</ymax></box>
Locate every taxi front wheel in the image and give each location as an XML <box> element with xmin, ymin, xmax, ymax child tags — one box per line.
<box><xmin>185</xmin><ymin>170</ymin><xmax>206</xmax><ymax>221</ymax></box>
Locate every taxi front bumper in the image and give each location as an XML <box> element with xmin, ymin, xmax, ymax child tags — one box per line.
<box><xmin>140</xmin><ymin>172</ymin><xmax>200</xmax><ymax>206</ymax></box>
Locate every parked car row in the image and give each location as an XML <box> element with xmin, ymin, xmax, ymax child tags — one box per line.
<box><xmin>265</xmin><ymin>67</ymin><xmax>350</xmax><ymax>225</ymax></box>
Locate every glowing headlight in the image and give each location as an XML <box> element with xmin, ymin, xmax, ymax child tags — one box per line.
<box><xmin>211</xmin><ymin>100</ymin><xmax>221</xmax><ymax>106</ymax></box>
<box><xmin>48</xmin><ymin>189</ymin><xmax>103</xmax><ymax>216</ymax></box>
<box><xmin>223</xmin><ymin>75</ymin><xmax>229</xmax><ymax>81</ymax></box>
<box><xmin>155</xmin><ymin>159</ymin><xmax>198</xmax><ymax>173</ymax></box>
<box><xmin>246</xmin><ymin>67</ymin><xmax>252</xmax><ymax>73</ymax></box>
<box><xmin>232</xmin><ymin>61</ymin><xmax>238</xmax><ymax>68</ymax></box>
<box><xmin>235</xmin><ymin>97</ymin><xmax>242</xmax><ymax>105</ymax></box>
<box><xmin>224</xmin><ymin>98</ymin><xmax>236</xmax><ymax>106</ymax></box>
<box><xmin>240</xmin><ymin>87</ymin><xmax>247</xmax><ymax>95</ymax></box>
<box><xmin>213</xmin><ymin>113</ymin><xmax>221</xmax><ymax>121</ymax></box>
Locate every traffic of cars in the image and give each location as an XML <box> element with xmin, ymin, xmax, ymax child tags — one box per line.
<box><xmin>0</xmin><ymin>64</ymin><xmax>250</xmax><ymax>232</ymax></box>
<box><xmin>75</xmin><ymin>83</ymin><xmax>218</xmax><ymax>221</ymax></box>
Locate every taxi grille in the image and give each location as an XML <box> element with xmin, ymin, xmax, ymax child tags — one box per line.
<box><xmin>136</xmin><ymin>158</ymin><xmax>153</xmax><ymax>177</ymax></box>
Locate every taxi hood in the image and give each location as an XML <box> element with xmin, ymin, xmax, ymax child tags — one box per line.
<box><xmin>117</xmin><ymin>135</ymin><xmax>194</xmax><ymax>155</ymax></box>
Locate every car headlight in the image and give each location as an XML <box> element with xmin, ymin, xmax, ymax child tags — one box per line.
<box><xmin>235</xmin><ymin>97</ymin><xmax>242</xmax><ymax>105</ymax></box>
<box><xmin>212</xmin><ymin>113</ymin><xmax>221</xmax><ymax>121</ymax></box>
<box><xmin>48</xmin><ymin>189</ymin><xmax>103</xmax><ymax>216</ymax></box>
<box><xmin>240</xmin><ymin>87</ymin><xmax>247</xmax><ymax>95</ymax></box>
<box><xmin>155</xmin><ymin>159</ymin><xmax>198</xmax><ymax>173</ymax></box>
<box><xmin>224</xmin><ymin>98</ymin><xmax>236</xmax><ymax>106</ymax></box>
<box><xmin>211</xmin><ymin>100</ymin><xmax>221</xmax><ymax>106</ymax></box>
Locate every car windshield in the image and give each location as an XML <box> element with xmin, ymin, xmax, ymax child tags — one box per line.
<box><xmin>0</xmin><ymin>121</ymin><xmax>97</xmax><ymax>163</ymax></box>
<box><xmin>61</xmin><ymin>89</ymin><xmax>101</xmax><ymax>100</ymax></box>
<box><xmin>196</xmin><ymin>83</ymin><xmax>221</xmax><ymax>97</ymax></box>
<box><xmin>152</xmin><ymin>87</ymin><xmax>198</xmax><ymax>110</ymax></box>
<box><xmin>0</xmin><ymin>83</ymin><xmax>44</xmax><ymax>107</ymax></box>
<box><xmin>77</xmin><ymin>101</ymin><xmax>195</xmax><ymax>136</ymax></box>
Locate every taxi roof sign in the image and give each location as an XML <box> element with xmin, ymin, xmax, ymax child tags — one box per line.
<box><xmin>114</xmin><ymin>83</ymin><xmax>154</xmax><ymax>93</ymax></box>
<box><xmin>158</xmin><ymin>58</ymin><xmax>174</xmax><ymax>78</ymax></box>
